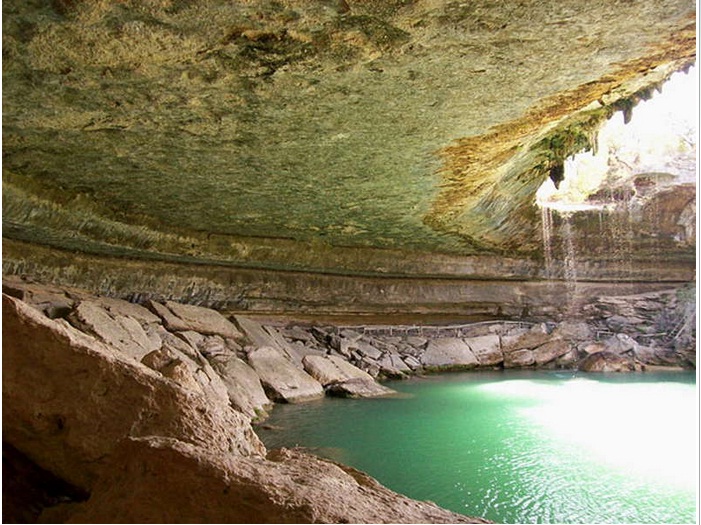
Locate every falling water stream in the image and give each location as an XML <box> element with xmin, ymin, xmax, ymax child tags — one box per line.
<box><xmin>540</xmin><ymin>206</ymin><xmax>555</xmax><ymax>281</ymax></box>
<box><xmin>256</xmin><ymin>371</ymin><xmax>697</xmax><ymax>524</ymax></box>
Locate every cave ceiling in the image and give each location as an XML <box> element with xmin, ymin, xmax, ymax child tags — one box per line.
<box><xmin>2</xmin><ymin>0</ymin><xmax>696</xmax><ymax>279</ymax></box>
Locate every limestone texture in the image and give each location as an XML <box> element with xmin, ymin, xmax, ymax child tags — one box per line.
<box><xmin>1</xmin><ymin>0</ymin><xmax>695</xmax><ymax>313</ymax></box>
<box><xmin>2</xmin><ymin>279</ymin><xmax>694</xmax><ymax>522</ymax></box>
<box><xmin>4</xmin><ymin>289</ymin><xmax>485</xmax><ymax>523</ymax></box>
<box><xmin>248</xmin><ymin>346</ymin><xmax>326</xmax><ymax>403</ymax></box>
<box><xmin>163</xmin><ymin>301</ymin><xmax>243</xmax><ymax>339</ymax></box>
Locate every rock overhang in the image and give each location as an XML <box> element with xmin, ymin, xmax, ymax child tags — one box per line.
<box><xmin>2</xmin><ymin>0</ymin><xmax>696</xmax><ymax>300</ymax></box>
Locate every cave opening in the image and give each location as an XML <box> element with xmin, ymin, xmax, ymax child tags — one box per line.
<box><xmin>536</xmin><ymin>64</ymin><xmax>697</xmax><ymax>213</ymax></box>
<box><xmin>534</xmin><ymin>65</ymin><xmax>697</xmax><ymax>289</ymax></box>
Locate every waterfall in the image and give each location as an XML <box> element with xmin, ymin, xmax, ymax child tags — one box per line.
<box><xmin>561</xmin><ymin>214</ymin><xmax>578</xmax><ymax>309</ymax></box>
<box><xmin>541</xmin><ymin>205</ymin><xmax>555</xmax><ymax>281</ymax></box>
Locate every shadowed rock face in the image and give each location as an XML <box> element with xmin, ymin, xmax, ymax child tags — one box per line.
<box><xmin>2</xmin><ymin>0</ymin><xmax>696</xmax><ymax>304</ymax></box>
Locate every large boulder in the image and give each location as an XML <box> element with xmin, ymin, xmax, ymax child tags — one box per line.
<box><xmin>421</xmin><ymin>338</ymin><xmax>478</xmax><ymax>369</ymax></box>
<box><xmin>464</xmin><ymin>334</ymin><xmax>503</xmax><ymax>366</ymax></box>
<box><xmin>210</xmin><ymin>356</ymin><xmax>272</xmax><ymax>419</ymax></box>
<box><xmin>67</xmin><ymin>301</ymin><xmax>159</xmax><ymax>361</ymax></box>
<box><xmin>47</xmin><ymin>437</ymin><xmax>485</xmax><ymax>524</ymax></box>
<box><xmin>532</xmin><ymin>339</ymin><xmax>571</xmax><ymax>366</ymax></box>
<box><xmin>2</xmin><ymin>294</ymin><xmax>264</xmax><ymax>491</ymax></box>
<box><xmin>503</xmin><ymin>348</ymin><xmax>535</xmax><ymax>368</ymax></box>
<box><xmin>4</xmin><ymin>292</ymin><xmax>487</xmax><ymax>524</ymax></box>
<box><xmin>247</xmin><ymin>346</ymin><xmax>325</xmax><ymax>403</ymax></box>
<box><xmin>163</xmin><ymin>301</ymin><xmax>243</xmax><ymax>339</ymax></box>
<box><xmin>303</xmin><ymin>355</ymin><xmax>395</xmax><ymax>398</ymax></box>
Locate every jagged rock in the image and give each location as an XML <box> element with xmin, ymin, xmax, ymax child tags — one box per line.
<box><xmin>503</xmin><ymin>349</ymin><xmax>535</xmax><ymax>368</ymax></box>
<box><xmin>376</xmin><ymin>354</ymin><xmax>408</xmax><ymax>378</ymax></box>
<box><xmin>532</xmin><ymin>339</ymin><xmax>571</xmax><ymax>366</ymax></box>
<box><xmin>351</xmin><ymin>340</ymin><xmax>384</xmax><ymax>360</ymax></box>
<box><xmin>247</xmin><ymin>346</ymin><xmax>325</xmax><ymax>403</ymax></box>
<box><xmin>176</xmin><ymin>329</ymin><xmax>206</xmax><ymax>350</ymax></box>
<box><xmin>603</xmin><ymin>333</ymin><xmax>639</xmax><ymax>354</ymax></box>
<box><xmin>3</xmin><ymin>278</ymin><xmax>76</xmax><ymax>319</ymax></box>
<box><xmin>605</xmin><ymin>315</ymin><xmax>644</xmax><ymax>331</ymax></box>
<box><xmin>326</xmin><ymin>378</ymin><xmax>397</xmax><ymax>398</ymax></box>
<box><xmin>359</xmin><ymin>359</ymin><xmax>381</xmax><ymax>378</ymax></box>
<box><xmin>305</xmin><ymin>354</ymin><xmax>394</xmax><ymax>398</ymax></box>
<box><xmin>143</xmin><ymin>338</ymin><xmax>232</xmax><ymax>408</ymax></box>
<box><xmin>147</xmin><ymin>300</ymin><xmax>190</xmax><ymax>332</ymax></box>
<box><xmin>47</xmin><ymin>437</ymin><xmax>483</xmax><ymax>524</ymax></box>
<box><xmin>582</xmin><ymin>342</ymin><xmax>607</xmax><ymax>355</ymax></box>
<box><xmin>402</xmin><ymin>355</ymin><xmax>423</xmax><ymax>370</ymax></box>
<box><xmin>164</xmin><ymin>301</ymin><xmax>242</xmax><ymax>339</ymax></box>
<box><xmin>143</xmin><ymin>348</ymin><xmax>204</xmax><ymax>393</ymax></box>
<box><xmin>311</xmin><ymin>326</ymin><xmax>333</xmax><ymax>344</ymax></box>
<box><xmin>93</xmin><ymin>296</ymin><xmax>161</xmax><ymax>325</ymax></box>
<box><xmin>2</xmin><ymin>294</ymin><xmax>264</xmax><ymax>492</ymax></box>
<box><xmin>465</xmin><ymin>334</ymin><xmax>503</xmax><ymax>366</ymax></box>
<box><xmin>384</xmin><ymin>353</ymin><xmax>412</xmax><ymax>373</ymax></box>
<box><xmin>67</xmin><ymin>301</ymin><xmax>158</xmax><ymax>361</ymax></box>
<box><xmin>236</xmin><ymin>316</ymin><xmax>284</xmax><ymax>348</ymax></box>
<box><xmin>282</xmin><ymin>325</ymin><xmax>316</xmax><ymax>344</ymax></box>
<box><xmin>633</xmin><ymin>346</ymin><xmax>682</xmax><ymax>366</ymax></box>
<box><xmin>555</xmin><ymin>348</ymin><xmax>579</xmax><ymax>368</ymax></box>
<box><xmin>421</xmin><ymin>338</ymin><xmax>478</xmax><ymax>369</ymax></box>
<box><xmin>200</xmin><ymin>335</ymin><xmax>231</xmax><ymax>357</ymax></box>
<box><xmin>578</xmin><ymin>351</ymin><xmax>636</xmax><ymax>372</ymax></box>
<box><xmin>501</xmin><ymin>326</ymin><xmax>551</xmax><ymax>352</ymax></box>
<box><xmin>209</xmin><ymin>356</ymin><xmax>272</xmax><ymax>419</ymax></box>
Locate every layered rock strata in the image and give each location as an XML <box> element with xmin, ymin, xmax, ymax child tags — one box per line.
<box><xmin>3</xmin><ymin>276</ymin><xmax>694</xmax><ymax>523</ymax></box>
<box><xmin>3</xmin><ymin>278</ymin><xmax>488</xmax><ymax>523</ymax></box>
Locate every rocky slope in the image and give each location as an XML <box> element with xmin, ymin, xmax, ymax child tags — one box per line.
<box><xmin>3</xmin><ymin>279</ymin><xmax>491</xmax><ymax>523</ymax></box>
<box><xmin>3</xmin><ymin>276</ymin><xmax>694</xmax><ymax>521</ymax></box>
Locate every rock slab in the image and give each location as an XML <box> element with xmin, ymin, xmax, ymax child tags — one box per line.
<box><xmin>248</xmin><ymin>346</ymin><xmax>325</xmax><ymax>403</ymax></box>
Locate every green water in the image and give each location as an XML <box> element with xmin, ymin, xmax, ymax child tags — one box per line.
<box><xmin>256</xmin><ymin>371</ymin><xmax>697</xmax><ymax>524</ymax></box>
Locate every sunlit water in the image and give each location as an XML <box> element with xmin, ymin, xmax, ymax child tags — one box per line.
<box><xmin>256</xmin><ymin>371</ymin><xmax>697</xmax><ymax>523</ymax></box>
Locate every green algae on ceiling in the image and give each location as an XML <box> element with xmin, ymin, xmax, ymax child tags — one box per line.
<box><xmin>2</xmin><ymin>0</ymin><xmax>697</xmax><ymax>268</ymax></box>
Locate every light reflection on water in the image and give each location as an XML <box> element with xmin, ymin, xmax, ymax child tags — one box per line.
<box><xmin>256</xmin><ymin>371</ymin><xmax>697</xmax><ymax>524</ymax></box>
